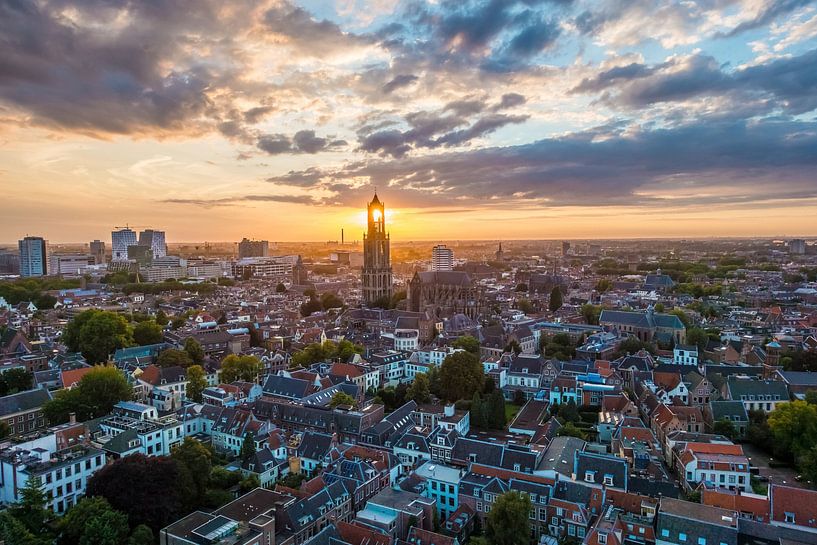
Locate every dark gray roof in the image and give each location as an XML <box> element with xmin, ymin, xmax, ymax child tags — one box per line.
<box><xmin>657</xmin><ymin>498</ymin><xmax>738</xmax><ymax>545</ymax></box>
<box><xmin>414</xmin><ymin>271</ymin><xmax>473</xmax><ymax>286</ymax></box>
<box><xmin>262</xmin><ymin>375</ymin><xmax>313</xmax><ymax>399</ymax></box>
<box><xmin>709</xmin><ymin>400</ymin><xmax>748</xmax><ymax>422</ymax></box>
<box><xmin>726</xmin><ymin>377</ymin><xmax>789</xmax><ymax>400</ymax></box>
<box><xmin>0</xmin><ymin>388</ymin><xmax>51</xmax><ymax>416</ymax></box>
<box><xmin>297</xmin><ymin>430</ymin><xmax>335</xmax><ymax>460</ymax></box>
<box><xmin>574</xmin><ymin>451</ymin><xmax>628</xmax><ymax>489</ymax></box>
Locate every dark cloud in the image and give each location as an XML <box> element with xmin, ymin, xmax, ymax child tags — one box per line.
<box><xmin>257</xmin><ymin>130</ymin><xmax>346</xmax><ymax>155</ymax></box>
<box><xmin>722</xmin><ymin>0</ymin><xmax>813</xmax><ymax>37</ymax></box>
<box><xmin>382</xmin><ymin>74</ymin><xmax>419</xmax><ymax>94</ymax></box>
<box><xmin>495</xmin><ymin>93</ymin><xmax>527</xmax><ymax>110</ymax></box>
<box><xmin>163</xmin><ymin>193</ymin><xmax>318</xmax><ymax>207</ymax></box>
<box><xmin>268</xmin><ymin>119</ymin><xmax>817</xmax><ymax>209</ymax></box>
<box><xmin>572</xmin><ymin>49</ymin><xmax>817</xmax><ymax>115</ymax></box>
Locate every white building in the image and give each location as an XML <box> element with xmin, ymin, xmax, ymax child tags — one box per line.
<box><xmin>111</xmin><ymin>228</ymin><xmax>137</xmax><ymax>261</ymax></box>
<box><xmin>673</xmin><ymin>345</ymin><xmax>699</xmax><ymax>366</ymax></box>
<box><xmin>0</xmin><ymin>435</ymin><xmax>106</xmax><ymax>514</ymax></box>
<box><xmin>49</xmin><ymin>254</ymin><xmax>92</xmax><ymax>276</ymax></box>
<box><xmin>431</xmin><ymin>245</ymin><xmax>454</xmax><ymax>272</ymax></box>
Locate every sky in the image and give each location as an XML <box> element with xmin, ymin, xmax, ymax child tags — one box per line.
<box><xmin>1</xmin><ymin>0</ymin><xmax>817</xmax><ymax>243</ymax></box>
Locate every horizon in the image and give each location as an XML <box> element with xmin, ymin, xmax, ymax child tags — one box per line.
<box><xmin>2</xmin><ymin>1</ymin><xmax>817</xmax><ymax>241</ymax></box>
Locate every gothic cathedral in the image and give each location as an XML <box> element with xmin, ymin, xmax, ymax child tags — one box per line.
<box><xmin>362</xmin><ymin>192</ymin><xmax>393</xmax><ymax>306</ymax></box>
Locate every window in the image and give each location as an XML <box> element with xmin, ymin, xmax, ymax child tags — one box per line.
<box><xmin>599</xmin><ymin>533</ymin><xmax>607</xmax><ymax>544</ymax></box>
<box><xmin>698</xmin><ymin>538</ymin><xmax>706</xmax><ymax>545</ymax></box>
<box><xmin>679</xmin><ymin>533</ymin><xmax>687</xmax><ymax>542</ymax></box>
<box><xmin>784</xmin><ymin>512</ymin><xmax>795</xmax><ymax>523</ymax></box>
<box><xmin>661</xmin><ymin>530</ymin><xmax>670</xmax><ymax>538</ymax></box>
<box><xmin>603</xmin><ymin>474</ymin><xmax>614</xmax><ymax>486</ymax></box>
<box><xmin>585</xmin><ymin>471</ymin><xmax>595</xmax><ymax>482</ymax></box>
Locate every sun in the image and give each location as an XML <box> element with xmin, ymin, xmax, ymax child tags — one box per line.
<box><xmin>372</xmin><ymin>209</ymin><xmax>382</xmax><ymax>222</ymax></box>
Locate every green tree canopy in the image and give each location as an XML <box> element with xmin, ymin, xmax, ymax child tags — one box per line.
<box><xmin>275</xmin><ymin>282</ymin><xmax>287</xmax><ymax>293</ymax></box>
<box><xmin>451</xmin><ymin>335</ymin><xmax>480</xmax><ymax>355</ymax></box>
<box><xmin>439</xmin><ymin>351</ymin><xmax>484</xmax><ymax>402</ymax></box>
<box><xmin>219</xmin><ymin>354</ymin><xmax>261</xmax><ymax>383</ymax></box>
<box><xmin>44</xmin><ymin>366</ymin><xmax>132</xmax><ymax>424</ymax></box>
<box><xmin>767</xmin><ymin>400</ymin><xmax>817</xmax><ymax>461</ymax></box>
<box><xmin>63</xmin><ymin>310</ymin><xmax>133</xmax><ymax>363</ymax></box>
<box><xmin>486</xmin><ymin>491</ymin><xmax>532</xmax><ymax>545</ymax></box>
<box><xmin>548</xmin><ymin>286</ymin><xmax>563</xmax><ymax>312</ymax></box>
<box><xmin>185</xmin><ymin>365</ymin><xmax>207</xmax><ymax>403</ymax></box>
<box><xmin>172</xmin><ymin>437</ymin><xmax>212</xmax><ymax>499</ymax></box>
<box><xmin>183</xmin><ymin>337</ymin><xmax>205</xmax><ymax>364</ymax></box>
<box><xmin>329</xmin><ymin>391</ymin><xmax>357</xmax><ymax>408</ymax></box>
<box><xmin>58</xmin><ymin>496</ymin><xmax>118</xmax><ymax>545</ymax></box>
<box><xmin>0</xmin><ymin>367</ymin><xmax>34</xmax><ymax>396</ymax></box>
<box><xmin>713</xmin><ymin>418</ymin><xmax>737</xmax><ymax>440</ymax></box>
<box><xmin>240</xmin><ymin>431</ymin><xmax>256</xmax><ymax>462</ymax></box>
<box><xmin>406</xmin><ymin>373</ymin><xmax>431</xmax><ymax>404</ymax></box>
<box><xmin>127</xmin><ymin>525</ymin><xmax>154</xmax><ymax>545</ymax></box>
<box><xmin>686</xmin><ymin>327</ymin><xmax>709</xmax><ymax>351</ymax></box>
<box><xmin>580</xmin><ymin>303</ymin><xmax>602</xmax><ymax>325</ymax></box>
<box><xmin>156</xmin><ymin>348</ymin><xmax>193</xmax><ymax>368</ymax></box>
<box><xmin>132</xmin><ymin>320</ymin><xmax>163</xmax><ymax>346</ymax></box>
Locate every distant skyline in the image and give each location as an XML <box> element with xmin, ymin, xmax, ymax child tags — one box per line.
<box><xmin>2</xmin><ymin>0</ymin><xmax>816</xmax><ymax>242</ymax></box>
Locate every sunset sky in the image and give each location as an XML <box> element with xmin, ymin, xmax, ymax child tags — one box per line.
<box><xmin>1</xmin><ymin>0</ymin><xmax>816</xmax><ymax>243</ymax></box>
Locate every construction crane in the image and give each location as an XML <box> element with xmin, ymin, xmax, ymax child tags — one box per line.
<box><xmin>113</xmin><ymin>224</ymin><xmax>151</xmax><ymax>231</ymax></box>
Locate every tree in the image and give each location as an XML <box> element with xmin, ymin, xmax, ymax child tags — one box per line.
<box><xmin>156</xmin><ymin>348</ymin><xmax>192</xmax><ymax>368</ymax></box>
<box><xmin>470</xmin><ymin>392</ymin><xmax>488</xmax><ymax>429</ymax></box>
<box><xmin>487</xmin><ymin>390</ymin><xmax>506</xmax><ymax>429</ymax></box>
<box><xmin>0</xmin><ymin>511</ymin><xmax>48</xmax><ymax>545</ymax></box>
<box><xmin>219</xmin><ymin>354</ymin><xmax>261</xmax><ymax>383</ymax></box>
<box><xmin>439</xmin><ymin>351</ymin><xmax>484</xmax><ymax>402</ymax></box>
<box><xmin>172</xmin><ymin>438</ymin><xmax>212</xmax><ymax>499</ymax></box>
<box><xmin>504</xmin><ymin>339</ymin><xmax>522</xmax><ymax>356</ymax></box>
<box><xmin>548</xmin><ymin>286</ymin><xmax>563</xmax><ymax>312</ymax></box>
<box><xmin>556</xmin><ymin>422</ymin><xmax>586</xmax><ymax>440</ymax></box>
<box><xmin>87</xmin><ymin>454</ymin><xmax>192</xmax><ymax>533</ymax></box>
<box><xmin>451</xmin><ymin>335</ymin><xmax>480</xmax><ymax>355</ymax></box>
<box><xmin>63</xmin><ymin>310</ymin><xmax>133</xmax><ymax>363</ymax></box>
<box><xmin>240</xmin><ymin>431</ymin><xmax>256</xmax><ymax>462</ymax></box>
<box><xmin>10</xmin><ymin>475</ymin><xmax>49</xmax><ymax>534</ymax></box>
<box><xmin>613</xmin><ymin>337</ymin><xmax>655</xmax><ymax>359</ymax></box>
<box><xmin>329</xmin><ymin>391</ymin><xmax>357</xmax><ymax>408</ymax></box>
<box><xmin>44</xmin><ymin>366</ymin><xmax>132</xmax><ymax>424</ymax></box>
<box><xmin>155</xmin><ymin>310</ymin><xmax>169</xmax><ymax>327</ymax></box>
<box><xmin>580</xmin><ymin>303</ymin><xmax>602</xmax><ymax>325</ymax></box>
<box><xmin>0</xmin><ymin>367</ymin><xmax>34</xmax><ymax>396</ymax></box>
<box><xmin>132</xmin><ymin>320</ymin><xmax>163</xmax><ymax>346</ymax></box>
<box><xmin>558</xmin><ymin>399</ymin><xmax>581</xmax><ymax>423</ymax></box>
<box><xmin>275</xmin><ymin>282</ymin><xmax>287</xmax><ymax>293</ymax></box>
<box><xmin>686</xmin><ymin>327</ymin><xmax>709</xmax><ymax>352</ymax></box>
<box><xmin>59</xmin><ymin>497</ymin><xmax>118</xmax><ymax>545</ymax></box>
<box><xmin>407</xmin><ymin>373</ymin><xmax>432</xmax><ymax>404</ymax></box>
<box><xmin>514</xmin><ymin>283</ymin><xmax>528</xmax><ymax>292</ymax></box>
<box><xmin>485</xmin><ymin>491</ymin><xmax>531</xmax><ymax>545</ymax></box>
<box><xmin>516</xmin><ymin>299</ymin><xmax>533</xmax><ymax>314</ymax></box>
<box><xmin>713</xmin><ymin>418</ymin><xmax>737</xmax><ymax>440</ymax></box>
<box><xmin>128</xmin><ymin>525</ymin><xmax>154</xmax><ymax>545</ymax></box>
<box><xmin>186</xmin><ymin>365</ymin><xmax>207</xmax><ymax>402</ymax></box>
<box><xmin>183</xmin><ymin>337</ymin><xmax>205</xmax><ymax>364</ymax></box>
<box><xmin>768</xmin><ymin>400</ymin><xmax>817</xmax><ymax>461</ymax></box>
<box><xmin>77</xmin><ymin>509</ymin><xmax>129</xmax><ymax>545</ymax></box>
<box><xmin>595</xmin><ymin>279</ymin><xmax>612</xmax><ymax>293</ymax></box>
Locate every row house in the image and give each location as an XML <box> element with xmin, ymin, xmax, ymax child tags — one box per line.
<box><xmin>277</xmin><ymin>479</ymin><xmax>353</xmax><ymax>545</ymax></box>
<box><xmin>210</xmin><ymin>407</ymin><xmax>272</xmax><ymax>457</ymax></box>
<box><xmin>324</xmin><ymin>445</ymin><xmax>396</xmax><ymax>511</ymax></box>
<box><xmin>723</xmin><ymin>377</ymin><xmax>789</xmax><ymax>413</ymax></box>
<box><xmin>90</xmin><ymin>401</ymin><xmax>185</xmax><ymax>458</ymax></box>
<box><xmin>675</xmin><ymin>442</ymin><xmax>751</xmax><ymax>493</ymax></box>
<box><xmin>505</xmin><ymin>354</ymin><xmax>546</xmax><ymax>400</ymax></box>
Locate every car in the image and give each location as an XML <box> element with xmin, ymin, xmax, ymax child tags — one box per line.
<box><xmin>794</xmin><ymin>474</ymin><xmax>803</xmax><ymax>482</ymax></box>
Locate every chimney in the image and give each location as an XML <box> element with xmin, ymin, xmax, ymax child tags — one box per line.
<box><xmin>69</xmin><ymin>412</ymin><xmax>76</xmax><ymax>425</ymax></box>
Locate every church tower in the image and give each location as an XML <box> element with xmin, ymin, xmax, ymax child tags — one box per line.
<box><xmin>362</xmin><ymin>192</ymin><xmax>393</xmax><ymax>306</ymax></box>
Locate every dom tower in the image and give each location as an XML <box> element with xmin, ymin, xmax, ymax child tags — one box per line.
<box><xmin>362</xmin><ymin>192</ymin><xmax>393</xmax><ymax>305</ymax></box>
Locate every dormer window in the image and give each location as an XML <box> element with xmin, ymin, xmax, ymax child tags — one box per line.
<box><xmin>603</xmin><ymin>474</ymin><xmax>614</xmax><ymax>486</ymax></box>
<box><xmin>585</xmin><ymin>471</ymin><xmax>595</xmax><ymax>483</ymax></box>
<box><xmin>785</xmin><ymin>512</ymin><xmax>795</xmax><ymax>524</ymax></box>
<box><xmin>599</xmin><ymin>533</ymin><xmax>607</xmax><ymax>544</ymax></box>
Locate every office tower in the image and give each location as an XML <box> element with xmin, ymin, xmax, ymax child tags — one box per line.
<box><xmin>111</xmin><ymin>228</ymin><xmax>137</xmax><ymax>261</ymax></box>
<box><xmin>19</xmin><ymin>236</ymin><xmax>47</xmax><ymax>277</ymax></box>
<box><xmin>238</xmin><ymin>238</ymin><xmax>270</xmax><ymax>259</ymax></box>
<box><xmin>90</xmin><ymin>240</ymin><xmax>106</xmax><ymax>264</ymax></box>
<box><xmin>361</xmin><ymin>192</ymin><xmax>392</xmax><ymax>305</ymax></box>
<box><xmin>788</xmin><ymin>239</ymin><xmax>806</xmax><ymax>255</ymax></box>
<box><xmin>561</xmin><ymin>241</ymin><xmax>571</xmax><ymax>257</ymax></box>
<box><xmin>431</xmin><ymin>245</ymin><xmax>454</xmax><ymax>271</ymax></box>
<box><xmin>128</xmin><ymin>245</ymin><xmax>153</xmax><ymax>266</ymax></box>
<box><xmin>138</xmin><ymin>229</ymin><xmax>167</xmax><ymax>258</ymax></box>
<box><xmin>0</xmin><ymin>252</ymin><xmax>20</xmax><ymax>275</ymax></box>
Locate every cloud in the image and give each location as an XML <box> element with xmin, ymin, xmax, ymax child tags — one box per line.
<box><xmin>382</xmin><ymin>74</ymin><xmax>419</xmax><ymax>94</ymax></box>
<box><xmin>163</xmin><ymin>193</ymin><xmax>318</xmax><ymax>207</ymax></box>
<box><xmin>257</xmin><ymin>130</ymin><xmax>347</xmax><ymax>155</ymax></box>
<box><xmin>267</xmin><ymin>118</ymin><xmax>817</xmax><ymax>209</ymax></box>
<box><xmin>571</xmin><ymin>49</ymin><xmax>817</xmax><ymax>115</ymax></box>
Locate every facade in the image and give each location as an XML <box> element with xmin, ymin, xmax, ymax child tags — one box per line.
<box><xmin>362</xmin><ymin>193</ymin><xmax>393</xmax><ymax>306</ymax></box>
<box><xmin>138</xmin><ymin>229</ymin><xmax>167</xmax><ymax>258</ymax></box>
<box><xmin>232</xmin><ymin>256</ymin><xmax>294</xmax><ymax>279</ymax></box>
<box><xmin>408</xmin><ymin>271</ymin><xmax>481</xmax><ymax>319</ymax></box>
<box><xmin>238</xmin><ymin>238</ymin><xmax>270</xmax><ymax>258</ymax></box>
<box><xmin>49</xmin><ymin>253</ymin><xmax>93</xmax><ymax>276</ymax></box>
<box><xmin>89</xmin><ymin>239</ymin><xmax>106</xmax><ymax>264</ymax></box>
<box><xmin>18</xmin><ymin>236</ymin><xmax>47</xmax><ymax>277</ymax></box>
<box><xmin>431</xmin><ymin>245</ymin><xmax>454</xmax><ymax>272</ymax></box>
<box><xmin>111</xmin><ymin>228</ymin><xmax>138</xmax><ymax>261</ymax></box>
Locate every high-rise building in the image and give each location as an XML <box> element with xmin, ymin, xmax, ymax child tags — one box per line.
<box><xmin>89</xmin><ymin>240</ymin><xmax>106</xmax><ymax>264</ymax></box>
<box><xmin>238</xmin><ymin>238</ymin><xmax>270</xmax><ymax>259</ymax></box>
<box><xmin>431</xmin><ymin>245</ymin><xmax>454</xmax><ymax>271</ymax></box>
<box><xmin>0</xmin><ymin>252</ymin><xmax>20</xmax><ymax>275</ymax></box>
<box><xmin>361</xmin><ymin>192</ymin><xmax>392</xmax><ymax>305</ymax></box>
<box><xmin>111</xmin><ymin>228</ymin><xmax>137</xmax><ymax>261</ymax></box>
<box><xmin>561</xmin><ymin>241</ymin><xmax>571</xmax><ymax>257</ymax></box>
<box><xmin>19</xmin><ymin>236</ymin><xmax>47</xmax><ymax>277</ymax></box>
<box><xmin>138</xmin><ymin>229</ymin><xmax>167</xmax><ymax>258</ymax></box>
<box><xmin>788</xmin><ymin>239</ymin><xmax>806</xmax><ymax>255</ymax></box>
